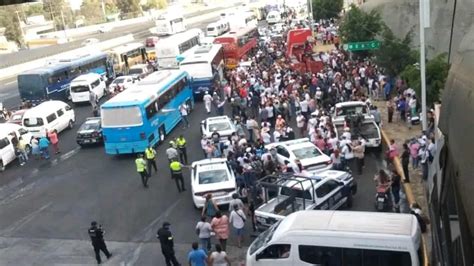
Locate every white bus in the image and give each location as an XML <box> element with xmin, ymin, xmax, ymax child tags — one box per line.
<box><xmin>206</xmin><ymin>19</ymin><xmax>230</xmax><ymax>37</ymax></box>
<box><xmin>156</xmin><ymin>29</ymin><xmax>202</xmax><ymax>69</ymax></box>
<box><xmin>266</xmin><ymin>10</ymin><xmax>282</xmax><ymax>24</ymax></box>
<box><xmin>247</xmin><ymin>210</ymin><xmax>424</xmax><ymax>266</ymax></box>
<box><xmin>179</xmin><ymin>44</ymin><xmax>225</xmax><ymax>97</ymax></box>
<box><xmin>155</xmin><ymin>12</ymin><xmax>186</xmax><ymax>36</ymax></box>
<box><xmin>228</xmin><ymin>11</ymin><xmax>258</xmax><ymax>30</ymax></box>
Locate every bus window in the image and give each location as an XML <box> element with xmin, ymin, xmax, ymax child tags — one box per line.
<box><xmin>145</xmin><ymin>101</ymin><xmax>158</xmax><ymax>119</ymax></box>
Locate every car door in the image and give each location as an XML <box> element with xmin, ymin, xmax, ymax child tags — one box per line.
<box><xmin>314</xmin><ymin>179</ymin><xmax>342</xmax><ymax>210</ymax></box>
<box><xmin>56</xmin><ymin>108</ymin><xmax>66</xmax><ymax>132</ymax></box>
<box><xmin>275</xmin><ymin>145</ymin><xmax>290</xmax><ymax>165</ymax></box>
<box><xmin>0</xmin><ymin>136</ymin><xmax>15</xmax><ymax>165</ymax></box>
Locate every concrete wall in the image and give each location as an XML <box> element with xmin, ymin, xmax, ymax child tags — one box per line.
<box><xmin>361</xmin><ymin>0</ymin><xmax>474</xmax><ymax>59</ymax></box>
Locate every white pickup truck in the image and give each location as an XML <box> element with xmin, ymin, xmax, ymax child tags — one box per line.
<box><xmin>254</xmin><ymin>171</ymin><xmax>357</xmax><ymax>230</ymax></box>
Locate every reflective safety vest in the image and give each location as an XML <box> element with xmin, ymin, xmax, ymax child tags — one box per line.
<box><xmin>170</xmin><ymin>161</ymin><xmax>182</xmax><ymax>174</ymax></box>
<box><xmin>145</xmin><ymin>148</ymin><xmax>156</xmax><ymax>159</ymax></box>
<box><xmin>176</xmin><ymin>137</ymin><xmax>186</xmax><ymax>148</ymax></box>
<box><xmin>135</xmin><ymin>158</ymin><xmax>146</xmax><ymax>172</ymax></box>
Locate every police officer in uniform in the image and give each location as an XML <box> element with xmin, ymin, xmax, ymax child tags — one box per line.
<box><xmin>157</xmin><ymin>221</ymin><xmax>180</xmax><ymax>266</ymax></box>
<box><xmin>175</xmin><ymin>135</ymin><xmax>188</xmax><ymax>164</ymax></box>
<box><xmin>170</xmin><ymin>159</ymin><xmax>186</xmax><ymax>192</ymax></box>
<box><xmin>145</xmin><ymin>145</ymin><xmax>157</xmax><ymax>175</ymax></box>
<box><xmin>88</xmin><ymin>221</ymin><xmax>112</xmax><ymax>264</ymax></box>
<box><xmin>135</xmin><ymin>153</ymin><xmax>149</xmax><ymax>188</ymax></box>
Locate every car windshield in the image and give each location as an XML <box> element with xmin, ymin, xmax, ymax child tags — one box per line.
<box><xmin>129</xmin><ymin>68</ymin><xmax>143</xmax><ymax>75</ymax></box>
<box><xmin>292</xmin><ymin>146</ymin><xmax>322</xmax><ymax>159</ymax></box>
<box><xmin>23</xmin><ymin>117</ymin><xmax>44</xmax><ymax>127</ymax></box>
<box><xmin>336</xmin><ymin>105</ymin><xmax>368</xmax><ymax>117</ymax></box>
<box><xmin>71</xmin><ymin>85</ymin><xmax>89</xmax><ymax>93</ymax></box>
<box><xmin>249</xmin><ymin>220</ymin><xmax>282</xmax><ymax>254</ymax></box>
<box><xmin>79</xmin><ymin>121</ymin><xmax>100</xmax><ymax>131</ymax></box>
<box><xmin>112</xmin><ymin>78</ymin><xmax>125</xmax><ymax>84</ymax></box>
<box><xmin>209</xmin><ymin>121</ymin><xmax>231</xmax><ymax>131</ymax></box>
<box><xmin>198</xmin><ymin>169</ymin><xmax>229</xmax><ymax>185</ymax></box>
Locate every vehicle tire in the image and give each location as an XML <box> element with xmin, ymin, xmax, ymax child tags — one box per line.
<box><xmin>68</xmin><ymin>120</ymin><xmax>74</xmax><ymax>129</ymax></box>
<box><xmin>0</xmin><ymin>161</ymin><xmax>4</xmax><ymax>172</ymax></box>
<box><xmin>345</xmin><ymin>193</ymin><xmax>353</xmax><ymax>209</ymax></box>
<box><xmin>159</xmin><ymin>126</ymin><xmax>166</xmax><ymax>142</ymax></box>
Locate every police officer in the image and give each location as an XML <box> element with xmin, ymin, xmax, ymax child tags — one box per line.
<box><xmin>175</xmin><ymin>135</ymin><xmax>188</xmax><ymax>164</ymax></box>
<box><xmin>145</xmin><ymin>145</ymin><xmax>157</xmax><ymax>175</ymax></box>
<box><xmin>88</xmin><ymin>221</ymin><xmax>112</xmax><ymax>264</ymax></box>
<box><xmin>135</xmin><ymin>153</ymin><xmax>149</xmax><ymax>188</ymax></box>
<box><xmin>157</xmin><ymin>221</ymin><xmax>180</xmax><ymax>266</ymax></box>
<box><xmin>170</xmin><ymin>159</ymin><xmax>186</xmax><ymax>192</ymax></box>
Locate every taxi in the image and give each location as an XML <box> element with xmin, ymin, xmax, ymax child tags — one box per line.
<box><xmin>191</xmin><ymin>158</ymin><xmax>237</xmax><ymax>208</ymax></box>
<box><xmin>200</xmin><ymin>115</ymin><xmax>237</xmax><ymax>141</ymax></box>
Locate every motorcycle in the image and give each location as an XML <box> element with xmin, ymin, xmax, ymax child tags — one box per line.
<box><xmin>375</xmin><ymin>184</ymin><xmax>391</xmax><ymax>212</ymax></box>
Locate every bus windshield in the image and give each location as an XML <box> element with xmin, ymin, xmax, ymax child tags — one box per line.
<box><xmin>101</xmin><ymin>106</ymin><xmax>143</xmax><ymax>127</ymax></box>
<box><xmin>18</xmin><ymin>74</ymin><xmax>46</xmax><ymax>99</ymax></box>
<box><xmin>180</xmin><ymin>63</ymin><xmax>211</xmax><ymax>79</ymax></box>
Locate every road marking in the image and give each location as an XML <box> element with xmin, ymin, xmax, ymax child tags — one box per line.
<box><xmin>4</xmin><ymin>80</ymin><xmax>15</xmax><ymax>85</ymax></box>
<box><xmin>0</xmin><ymin>202</ymin><xmax>52</xmax><ymax>236</ymax></box>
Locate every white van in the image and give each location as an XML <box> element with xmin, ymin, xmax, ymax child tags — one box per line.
<box><xmin>247</xmin><ymin>210</ymin><xmax>422</xmax><ymax>266</ymax></box>
<box><xmin>0</xmin><ymin>123</ymin><xmax>33</xmax><ymax>171</ymax></box>
<box><xmin>266</xmin><ymin>11</ymin><xmax>281</xmax><ymax>24</ymax></box>
<box><xmin>70</xmin><ymin>73</ymin><xmax>106</xmax><ymax>103</ymax></box>
<box><xmin>22</xmin><ymin>101</ymin><xmax>76</xmax><ymax>138</ymax></box>
<box><xmin>206</xmin><ymin>20</ymin><xmax>230</xmax><ymax>37</ymax></box>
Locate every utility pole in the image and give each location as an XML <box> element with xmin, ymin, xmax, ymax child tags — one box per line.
<box><xmin>419</xmin><ymin>0</ymin><xmax>427</xmax><ymax>131</ymax></box>
<box><xmin>308</xmin><ymin>0</ymin><xmax>314</xmax><ymax>31</ymax></box>
<box><xmin>101</xmin><ymin>0</ymin><xmax>107</xmax><ymax>22</ymax></box>
<box><xmin>60</xmin><ymin>10</ymin><xmax>69</xmax><ymax>41</ymax></box>
<box><xmin>49</xmin><ymin>2</ymin><xmax>57</xmax><ymax>31</ymax></box>
<box><xmin>15</xmin><ymin>10</ymin><xmax>25</xmax><ymax>43</ymax></box>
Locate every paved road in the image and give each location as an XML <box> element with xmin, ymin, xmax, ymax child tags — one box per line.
<box><xmin>0</xmin><ymin>94</ymin><xmax>387</xmax><ymax>264</ymax></box>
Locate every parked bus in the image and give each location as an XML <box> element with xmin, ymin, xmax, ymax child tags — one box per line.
<box><xmin>101</xmin><ymin>70</ymin><xmax>194</xmax><ymax>155</ymax></box>
<box><xmin>156</xmin><ymin>29</ymin><xmax>202</xmax><ymax>69</ymax></box>
<box><xmin>206</xmin><ymin>19</ymin><xmax>230</xmax><ymax>37</ymax></box>
<box><xmin>17</xmin><ymin>51</ymin><xmax>114</xmax><ymax>104</ymax></box>
<box><xmin>214</xmin><ymin>26</ymin><xmax>257</xmax><ymax>69</ymax></box>
<box><xmin>179</xmin><ymin>44</ymin><xmax>225</xmax><ymax>97</ymax></box>
<box><xmin>107</xmin><ymin>42</ymin><xmax>147</xmax><ymax>76</ymax></box>
<box><xmin>155</xmin><ymin>12</ymin><xmax>186</xmax><ymax>35</ymax></box>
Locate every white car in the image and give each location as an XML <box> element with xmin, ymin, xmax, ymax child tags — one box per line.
<box><xmin>81</xmin><ymin>38</ymin><xmax>99</xmax><ymax>46</ymax></box>
<box><xmin>200</xmin><ymin>116</ymin><xmax>237</xmax><ymax>140</ymax></box>
<box><xmin>191</xmin><ymin>158</ymin><xmax>238</xmax><ymax>208</ymax></box>
<box><xmin>98</xmin><ymin>25</ymin><xmax>113</xmax><ymax>33</ymax></box>
<box><xmin>0</xmin><ymin>123</ymin><xmax>33</xmax><ymax>171</ymax></box>
<box><xmin>265</xmin><ymin>138</ymin><xmax>333</xmax><ymax>174</ymax></box>
<box><xmin>108</xmin><ymin>75</ymin><xmax>135</xmax><ymax>93</ymax></box>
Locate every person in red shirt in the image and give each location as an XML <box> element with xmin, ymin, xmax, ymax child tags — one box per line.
<box><xmin>47</xmin><ymin>129</ymin><xmax>60</xmax><ymax>154</ymax></box>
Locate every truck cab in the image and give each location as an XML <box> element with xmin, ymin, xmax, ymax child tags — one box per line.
<box><xmin>254</xmin><ymin>171</ymin><xmax>357</xmax><ymax>230</ymax></box>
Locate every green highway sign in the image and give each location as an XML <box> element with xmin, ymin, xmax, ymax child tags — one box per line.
<box><xmin>344</xmin><ymin>40</ymin><xmax>381</xmax><ymax>51</ymax></box>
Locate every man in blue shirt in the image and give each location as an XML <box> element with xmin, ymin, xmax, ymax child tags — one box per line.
<box><xmin>188</xmin><ymin>242</ymin><xmax>207</xmax><ymax>266</ymax></box>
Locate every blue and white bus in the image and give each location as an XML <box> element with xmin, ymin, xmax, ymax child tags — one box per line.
<box><xmin>179</xmin><ymin>44</ymin><xmax>225</xmax><ymax>98</ymax></box>
<box><xmin>101</xmin><ymin>70</ymin><xmax>193</xmax><ymax>155</ymax></box>
<box><xmin>18</xmin><ymin>51</ymin><xmax>114</xmax><ymax>104</ymax></box>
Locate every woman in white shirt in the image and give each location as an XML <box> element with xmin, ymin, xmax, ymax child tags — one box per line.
<box><xmin>209</xmin><ymin>244</ymin><xmax>231</xmax><ymax>266</ymax></box>
<box><xmin>341</xmin><ymin>142</ymin><xmax>354</xmax><ymax>171</ymax></box>
<box><xmin>229</xmin><ymin>204</ymin><xmax>246</xmax><ymax>248</ymax></box>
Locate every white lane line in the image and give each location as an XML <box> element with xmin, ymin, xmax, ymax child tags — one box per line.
<box><xmin>4</xmin><ymin>80</ymin><xmax>15</xmax><ymax>85</ymax></box>
<box><xmin>0</xmin><ymin>202</ymin><xmax>52</xmax><ymax>236</ymax></box>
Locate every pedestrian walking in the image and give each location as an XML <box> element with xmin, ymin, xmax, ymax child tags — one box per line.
<box><xmin>209</xmin><ymin>244</ymin><xmax>231</xmax><ymax>266</ymax></box>
<box><xmin>203</xmin><ymin>91</ymin><xmax>213</xmax><ymax>114</ymax></box>
<box><xmin>157</xmin><ymin>222</ymin><xmax>180</xmax><ymax>266</ymax></box>
<box><xmin>401</xmin><ymin>143</ymin><xmax>410</xmax><ymax>182</ymax></box>
<box><xmin>30</xmin><ymin>137</ymin><xmax>40</xmax><ymax>160</ymax></box>
<box><xmin>229</xmin><ymin>204</ymin><xmax>246</xmax><ymax>248</ymax></box>
<box><xmin>176</xmin><ymin>135</ymin><xmax>188</xmax><ymax>164</ymax></box>
<box><xmin>135</xmin><ymin>154</ymin><xmax>149</xmax><ymax>188</ymax></box>
<box><xmin>210</xmin><ymin>211</ymin><xmax>229</xmax><ymax>251</ymax></box>
<box><xmin>47</xmin><ymin>129</ymin><xmax>60</xmax><ymax>154</ymax></box>
<box><xmin>170</xmin><ymin>159</ymin><xmax>186</xmax><ymax>192</ymax></box>
<box><xmin>38</xmin><ymin>135</ymin><xmax>50</xmax><ymax>160</ymax></box>
<box><xmin>145</xmin><ymin>146</ymin><xmax>157</xmax><ymax>176</ymax></box>
<box><xmin>88</xmin><ymin>221</ymin><xmax>112</xmax><ymax>264</ymax></box>
<box><xmin>16</xmin><ymin>136</ymin><xmax>29</xmax><ymax>166</ymax></box>
<box><xmin>179</xmin><ymin>103</ymin><xmax>190</xmax><ymax>128</ymax></box>
<box><xmin>202</xmin><ymin>193</ymin><xmax>219</xmax><ymax>218</ymax></box>
<box><xmin>387</xmin><ymin>99</ymin><xmax>395</xmax><ymax>123</ymax></box>
<box><xmin>195</xmin><ymin>216</ymin><xmax>212</xmax><ymax>253</ymax></box>
<box><xmin>89</xmin><ymin>90</ymin><xmax>99</xmax><ymax>115</ymax></box>
<box><xmin>188</xmin><ymin>242</ymin><xmax>207</xmax><ymax>266</ymax></box>
<box><xmin>352</xmin><ymin>140</ymin><xmax>365</xmax><ymax>175</ymax></box>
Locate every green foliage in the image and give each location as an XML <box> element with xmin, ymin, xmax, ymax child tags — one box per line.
<box><xmin>0</xmin><ymin>6</ymin><xmax>23</xmax><ymax>45</ymax></box>
<box><xmin>375</xmin><ymin>26</ymin><xmax>417</xmax><ymax>77</ymax></box>
<box><xmin>25</xmin><ymin>3</ymin><xmax>44</xmax><ymax>16</ymax></box>
<box><xmin>400</xmin><ymin>53</ymin><xmax>450</xmax><ymax>105</ymax></box>
<box><xmin>339</xmin><ymin>4</ymin><xmax>383</xmax><ymax>43</ymax></box>
<box><xmin>143</xmin><ymin>0</ymin><xmax>168</xmax><ymax>11</ymax></box>
<box><xmin>115</xmin><ymin>0</ymin><xmax>142</xmax><ymax>18</ymax></box>
<box><xmin>80</xmin><ymin>0</ymin><xmax>105</xmax><ymax>24</ymax></box>
<box><xmin>312</xmin><ymin>0</ymin><xmax>343</xmax><ymax>20</ymax></box>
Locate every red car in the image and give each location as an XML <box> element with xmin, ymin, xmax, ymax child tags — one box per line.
<box><xmin>8</xmin><ymin>109</ymin><xmax>27</xmax><ymax>125</ymax></box>
<box><xmin>145</xmin><ymin>36</ymin><xmax>159</xmax><ymax>47</ymax></box>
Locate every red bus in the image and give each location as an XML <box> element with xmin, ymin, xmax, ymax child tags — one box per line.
<box><xmin>286</xmin><ymin>28</ymin><xmax>324</xmax><ymax>74</ymax></box>
<box><xmin>213</xmin><ymin>26</ymin><xmax>258</xmax><ymax>69</ymax></box>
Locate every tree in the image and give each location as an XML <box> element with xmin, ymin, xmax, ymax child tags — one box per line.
<box><xmin>25</xmin><ymin>3</ymin><xmax>44</xmax><ymax>16</ymax></box>
<box><xmin>42</xmin><ymin>0</ymin><xmax>74</xmax><ymax>30</ymax></box>
<box><xmin>339</xmin><ymin>4</ymin><xmax>383</xmax><ymax>43</ymax></box>
<box><xmin>0</xmin><ymin>6</ymin><xmax>23</xmax><ymax>45</ymax></box>
<box><xmin>374</xmin><ymin>26</ymin><xmax>417</xmax><ymax>77</ymax></box>
<box><xmin>80</xmin><ymin>0</ymin><xmax>105</xmax><ymax>24</ymax></box>
<box><xmin>400</xmin><ymin>53</ymin><xmax>450</xmax><ymax>105</ymax></box>
<box><xmin>143</xmin><ymin>0</ymin><xmax>168</xmax><ymax>11</ymax></box>
<box><xmin>312</xmin><ymin>0</ymin><xmax>343</xmax><ymax>20</ymax></box>
<box><xmin>115</xmin><ymin>0</ymin><xmax>142</xmax><ymax>18</ymax></box>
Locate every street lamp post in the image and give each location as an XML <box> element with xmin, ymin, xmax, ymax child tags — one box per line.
<box><xmin>419</xmin><ymin>0</ymin><xmax>428</xmax><ymax>131</ymax></box>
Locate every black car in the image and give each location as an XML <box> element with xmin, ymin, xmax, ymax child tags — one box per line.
<box><xmin>76</xmin><ymin>117</ymin><xmax>103</xmax><ymax>146</ymax></box>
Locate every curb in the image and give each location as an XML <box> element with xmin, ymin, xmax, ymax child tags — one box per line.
<box><xmin>380</xmin><ymin>128</ymin><xmax>429</xmax><ymax>266</ymax></box>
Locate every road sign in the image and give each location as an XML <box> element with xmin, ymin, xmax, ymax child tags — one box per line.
<box><xmin>344</xmin><ymin>40</ymin><xmax>381</xmax><ymax>51</ymax></box>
